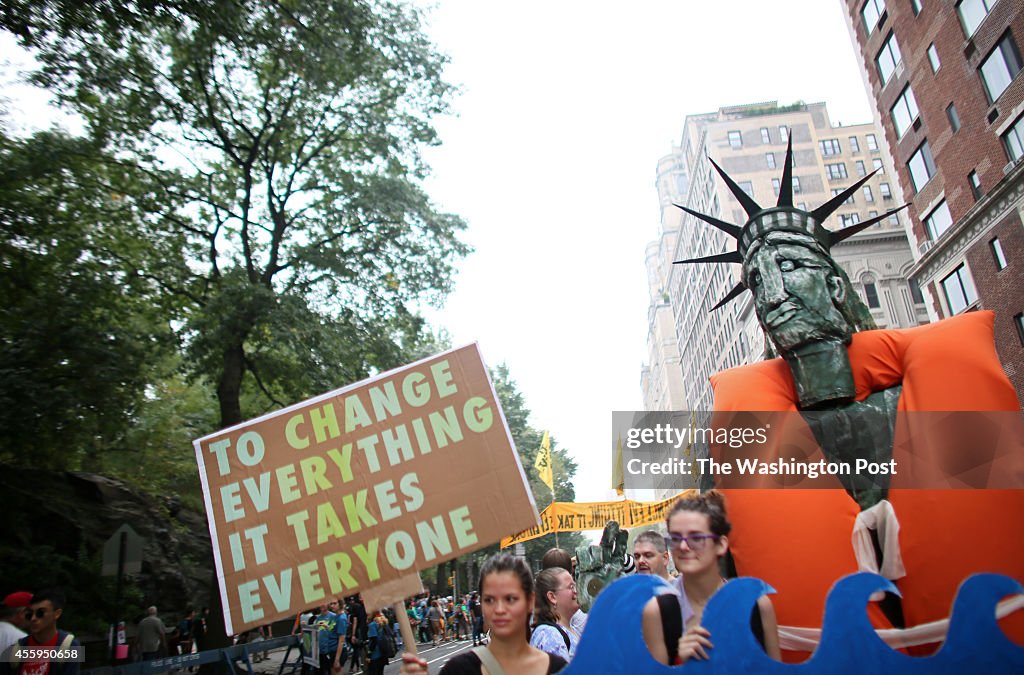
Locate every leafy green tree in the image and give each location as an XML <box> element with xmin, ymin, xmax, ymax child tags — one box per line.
<box><xmin>2</xmin><ymin>0</ymin><xmax>469</xmax><ymax>430</ymax></box>
<box><xmin>489</xmin><ymin>365</ymin><xmax>587</xmax><ymax>565</ymax></box>
<box><xmin>440</xmin><ymin>365</ymin><xmax>586</xmax><ymax>588</ymax></box>
<box><xmin>0</xmin><ymin>130</ymin><xmax>179</xmax><ymax>469</ymax></box>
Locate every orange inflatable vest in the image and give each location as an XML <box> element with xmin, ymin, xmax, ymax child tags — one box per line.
<box><xmin>709</xmin><ymin>311</ymin><xmax>1024</xmax><ymax>659</ymax></box>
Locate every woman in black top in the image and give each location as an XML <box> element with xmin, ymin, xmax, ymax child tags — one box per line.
<box><xmin>400</xmin><ymin>553</ymin><xmax>566</xmax><ymax>675</ymax></box>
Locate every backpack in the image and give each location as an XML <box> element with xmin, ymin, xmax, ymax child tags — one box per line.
<box><xmin>378</xmin><ymin>628</ymin><xmax>397</xmax><ymax>659</ymax></box>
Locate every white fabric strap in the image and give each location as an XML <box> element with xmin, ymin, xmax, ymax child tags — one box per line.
<box><xmin>777</xmin><ymin>594</ymin><xmax>1024</xmax><ymax>652</ymax></box>
<box><xmin>852</xmin><ymin>499</ymin><xmax>906</xmax><ymax>580</ymax></box>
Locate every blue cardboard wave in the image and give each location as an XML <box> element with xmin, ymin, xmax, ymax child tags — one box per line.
<box><xmin>562</xmin><ymin>572</ymin><xmax>1023</xmax><ymax>674</ymax></box>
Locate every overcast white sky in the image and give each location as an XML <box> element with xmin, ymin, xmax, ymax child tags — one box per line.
<box><xmin>416</xmin><ymin>0</ymin><xmax>875</xmax><ymax>508</ymax></box>
<box><xmin>1</xmin><ymin>1</ymin><xmax>877</xmax><ymax>515</ymax></box>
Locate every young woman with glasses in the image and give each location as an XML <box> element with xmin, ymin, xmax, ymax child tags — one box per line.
<box><xmin>399</xmin><ymin>553</ymin><xmax>567</xmax><ymax>674</ymax></box>
<box><xmin>641</xmin><ymin>491</ymin><xmax>781</xmax><ymax>665</ymax></box>
<box><xmin>529</xmin><ymin>567</ymin><xmax>581</xmax><ymax>662</ymax></box>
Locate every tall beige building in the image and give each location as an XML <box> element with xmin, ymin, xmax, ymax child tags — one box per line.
<box><xmin>641</xmin><ymin>101</ymin><xmax>929</xmax><ymax>412</ymax></box>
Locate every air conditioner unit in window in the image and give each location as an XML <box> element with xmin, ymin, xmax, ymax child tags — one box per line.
<box><xmin>1005</xmin><ymin>158</ymin><xmax>1022</xmax><ymax>175</ymax></box>
<box><xmin>918</xmin><ymin>240</ymin><xmax>934</xmax><ymax>255</ymax></box>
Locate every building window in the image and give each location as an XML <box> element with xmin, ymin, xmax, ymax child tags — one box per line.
<box><xmin>840</xmin><ymin>213</ymin><xmax>862</xmax><ymax>228</ymax></box>
<box><xmin>832</xmin><ymin>187</ymin><xmax>855</xmax><ymax>205</ymax></box>
<box><xmin>766</xmin><ymin>152</ymin><xmax>776</xmax><ymax>169</ymax></box>
<box><xmin>779</xmin><ymin>125</ymin><xmax>789</xmax><ymax>141</ymax></box>
<box><xmin>820</xmin><ymin>138</ymin><xmax>842</xmax><ymax>156</ymax></box>
<box><xmin>856</xmin><ymin>160</ymin><xmax>867</xmax><ymax>177</ymax></box>
<box><xmin>979</xmin><ymin>31</ymin><xmax>1023</xmax><ymax>104</ymax></box>
<box><xmin>876</xmin><ymin>32</ymin><xmax>903</xmax><ymax>86</ymax></box>
<box><xmin>761</xmin><ymin>127</ymin><xmax>771</xmax><ymax>144</ymax></box>
<box><xmin>969</xmin><ymin>170</ymin><xmax>983</xmax><ymax>200</ymax></box>
<box><xmin>908</xmin><ymin>140</ymin><xmax>937</xmax><ymax>192</ymax></box>
<box><xmin>1004</xmin><ymin>114</ymin><xmax>1024</xmax><ymax>162</ymax></box>
<box><xmin>927</xmin><ymin>43</ymin><xmax>940</xmax><ymax>72</ymax></box>
<box><xmin>826</xmin><ymin>162</ymin><xmax>848</xmax><ymax>179</ymax></box>
<box><xmin>863</xmin><ymin>279</ymin><xmax>881</xmax><ymax>308</ymax></box>
<box><xmin>1015</xmin><ymin>313</ymin><xmax>1024</xmax><ymax>346</ymax></box>
<box><xmin>909</xmin><ymin>278</ymin><xmax>925</xmax><ymax>304</ymax></box>
<box><xmin>940</xmin><ymin>264</ymin><xmax>977</xmax><ymax>315</ymax></box>
<box><xmin>911</xmin><ymin>0</ymin><xmax>923</xmax><ymax>16</ymax></box>
<box><xmin>888</xmin><ymin>212</ymin><xmax>900</xmax><ymax>226</ymax></box>
<box><xmin>866</xmin><ymin>134</ymin><xmax>879</xmax><ymax>151</ymax></box>
<box><xmin>738</xmin><ymin>180</ymin><xmax>754</xmax><ymax>197</ymax></box>
<box><xmin>869</xmin><ymin>210</ymin><xmax>879</xmax><ymax>218</ymax></box>
<box><xmin>924</xmin><ymin>199</ymin><xmax>953</xmax><ymax>240</ymax></box>
<box><xmin>771</xmin><ymin>178</ymin><xmax>780</xmax><ymax>195</ymax></box>
<box><xmin>728</xmin><ymin>130</ymin><xmax>743</xmax><ymax>148</ymax></box>
<box><xmin>863</xmin><ymin>185</ymin><xmax>875</xmax><ymax>202</ymax></box>
<box><xmin>891</xmin><ymin>85</ymin><xmax>920</xmax><ymax>138</ymax></box>
<box><xmin>990</xmin><ymin>237</ymin><xmax>1007</xmax><ymax>269</ymax></box>
<box><xmin>957</xmin><ymin>0</ymin><xmax>997</xmax><ymax>38</ymax></box>
<box><xmin>880</xmin><ymin>182</ymin><xmax>892</xmax><ymax>199</ymax></box>
<box><xmin>849</xmin><ymin>136</ymin><xmax>861</xmax><ymax>153</ymax></box>
<box><xmin>862</xmin><ymin>0</ymin><xmax>886</xmax><ymax>35</ymax></box>
<box><xmin>873</xmin><ymin>157</ymin><xmax>884</xmax><ymax>172</ymax></box>
<box><xmin>946</xmin><ymin>103</ymin><xmax>961</xmax><ymax>132</ymax></box>
<box><xmin>792</xmin><ymin>177</ymin><xmax>801</xmax><ymax>193</ymax></box>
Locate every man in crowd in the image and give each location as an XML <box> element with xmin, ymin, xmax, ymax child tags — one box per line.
<box><xmin>0</xmin><ymin>589</ymin><xmax>82</xmax><ymax>675</ymax></box>
<box><xmin>314</xmin><ymin>599</ymin><xmax>347</xmax><ymax>675</ymax></box>
<box><xmin>136</xmin><ymin>606</ymin><xmax>167</xmax><ymax>661</ymax></box>
<box><xmin>468</xmin><ymin>592</ymin><xmax>483</xmax><ymax>646</ymax></box>
<box><xmin>344</xmin><ymin>596</ymin><xmax>366</xmax><ymax>674</ymax></box>
<box><xmin>0</xmin><ymin>592</ymin><xmax>31</xmax><ymax>655</ymax></box>
<box><xmin>633</xmin><ymin>531</ymin><xmax>671</xmax><ymax>581</ymax></box>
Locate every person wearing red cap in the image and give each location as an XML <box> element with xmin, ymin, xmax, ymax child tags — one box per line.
<box><xmin>0</xmin><ymin>592</ymin><xmax>31</xmax><ymax>655</ymax></box>
<box><xmin>0</xmin><ymin>589</ymin><xmax>80</xmax><ymax>675</ymax></box>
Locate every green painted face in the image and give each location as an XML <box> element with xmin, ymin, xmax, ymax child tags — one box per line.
<box><xmin>744</xmin><ymin>232</ymin><xmax>853</xmax><ymax>355</ymax></box>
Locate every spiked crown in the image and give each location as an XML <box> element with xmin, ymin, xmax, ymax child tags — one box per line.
<box><xmin>673</xmin><ymin>134</ymin><xmax>908</xmax><ymax>311</ymax></box>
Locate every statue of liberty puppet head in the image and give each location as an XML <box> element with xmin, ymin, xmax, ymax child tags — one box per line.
<box><xmin>674</xmin><ymin>135</ymin><xmax>907</xmax><ymax>410</ymax></box>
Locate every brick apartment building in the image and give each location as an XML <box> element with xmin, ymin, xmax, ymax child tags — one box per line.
<box><xmin>840</xmin><ymin>0</ymin><xmax>1024</xmax><ymax>399</ymax></box>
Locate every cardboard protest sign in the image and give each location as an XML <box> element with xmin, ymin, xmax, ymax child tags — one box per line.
<box><xmin>193</xmin><ymin>344</ymin><xmax>539</xmax><ymax>635</ymax></box>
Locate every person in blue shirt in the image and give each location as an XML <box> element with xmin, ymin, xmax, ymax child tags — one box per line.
<box><xmin>365</xmin><ymin>612</ymin><xmax>388</xmax><ymax>675</ymax></box>
<box><xmin>314</xmin><ymin>600</ymin><xmax>348</xmax><ymax>675</ymax></box>
<box><xmin>332</xmin><ymin>602</ymin><xmax>349</xmax><ymax>673</ymax></box>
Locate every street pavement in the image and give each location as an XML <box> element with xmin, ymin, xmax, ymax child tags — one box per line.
<box><xmin>251</xmin><ymin>638</ymin><xmax>480</xmax><ymax>675</ymax></box>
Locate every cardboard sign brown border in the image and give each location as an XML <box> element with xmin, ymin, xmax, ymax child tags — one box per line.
<box><xmin>193</xmin><ymin>343</ymin><xmax>539</xmax><ymax>634</ymax></box>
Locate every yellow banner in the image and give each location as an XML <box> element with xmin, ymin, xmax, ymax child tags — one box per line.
<box><xmin>535</xmin><ymin>431</ymin><xmax>554</xmax><ymax>492</ymax></box>
<box><xmin>500</xmin><ymin>490</ymin><xmax>695</xmax><ymax>548</ymax></box>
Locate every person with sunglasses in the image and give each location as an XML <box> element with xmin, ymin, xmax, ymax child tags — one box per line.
<box><xmin>0</xmin><ymin>589</ymin><xmax>81</xmax><ymax>675</ymax></box>
<box><xmin>529</xmin><ymin>568</ymin><xmax>580</xmax><ymax>663</ymax></box>
<box><xmin>641</xmin><ymin>491</ymin><xmax>780</xmax><ymax>665</ymax></box>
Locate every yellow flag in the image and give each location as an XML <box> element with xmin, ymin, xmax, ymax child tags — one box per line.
<box><xmin>534</xmin><ymin>431</ymin><xmax>554</xmax><ymax>492</ymax></box>
<box><xmin>612</xmin><ymin>434</ymin><xmax>625</xmax><ymax>496</ymax></box>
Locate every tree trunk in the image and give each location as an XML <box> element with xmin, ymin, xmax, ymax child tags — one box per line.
<box><xmin>217</xmin><ymin>342</ymin><xmax>245</xmax><ymax>428</ymax></box>
<box><xmin>201</xmin><ymin>342</ymin><xmax>247</xmax><ymax>675</ymax></box>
